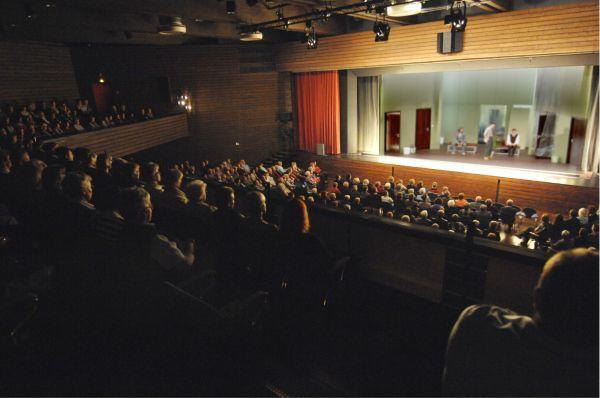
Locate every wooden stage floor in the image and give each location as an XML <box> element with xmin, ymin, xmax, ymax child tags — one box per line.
<box><xmin>294</xmin><ymin>151</ymin><xmax>599</xmax><ymax>215</ymax></box>
<box><xmin>358</xmin><ymin>146</ymin><xmax>596</xmax><ymax>188</ymax></box>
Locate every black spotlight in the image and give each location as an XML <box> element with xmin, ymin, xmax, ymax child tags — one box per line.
<box><xmin>24</xmin><ymin>3</ymin><xmax>36</xmax><ymax>20</ymax></box>
<box><xmin>246</xmin><ymin>0</ymin><xmax>258</xmax><ymax>6</ymax></box>
<box><xmin>444</xmin><ymin>1</ymin><xmax>467</xmax><ymax>32</ymax></box>
<box><xmin>226</xmin><ymin>0</ymin><xmax>236</xmax><ymax>15</ymax></box>
<box><xmin>373</xmin><ymin>20</ymin><xmax>390</xmax><ymax>42</ymax></box>
<box><xmin>304</xmin><ymin>21</ymin><xmax>317</xmax><ymax>50</ymax></box>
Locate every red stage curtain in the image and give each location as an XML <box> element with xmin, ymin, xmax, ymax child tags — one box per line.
<box><xmin>295</xmin><ymin>71</ymin><xmax>341</xmax><ymax>155</ymax></box>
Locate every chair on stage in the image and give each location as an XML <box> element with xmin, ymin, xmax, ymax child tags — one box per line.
<box><xmin>447</xmin><ymin>143</ymin><xmax>478</xmax><ymax>155</ymax></box>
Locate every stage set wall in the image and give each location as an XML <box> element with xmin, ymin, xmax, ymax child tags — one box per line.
<box><xmin>70</xmin><ymin>44</ymin><xmax>292</xmax><ymax>164</ymax></box>
<box><xmin>0</xmin><ymin>41</ymin><xmax>80</xmax><ymax>103</ymax></box>
<box><xmin>275</xmin><ymin>1</ymin><xmax>599</xmax><ymax>162</ymax></box>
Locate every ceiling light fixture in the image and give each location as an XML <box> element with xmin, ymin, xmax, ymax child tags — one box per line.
<box><xmin>157</xmin><ymin>16</ymin><xmax>186</xmax><ymax>35</ymax></box>
<box><xmin>240</xmin><ymin>30</ymin><xmax>263</xmax><ymax>41</ymax></box>
<box><xmin>373</xmin><ymin>19</ymin><xmax>390</xmax><ymax>42</ymax></box>
<box><xmin>387</xmin><ymin>1</ymin><xmax>422</xmax><ymax>17</ymax></box>
<box><xmin>226</xmin><ymin>1</ymin><xmax>236</xmax><ymax>15</ymax></box>
<box><xmin>304</xmin><ymin>20</ymin><xmax>317</xmax><ymax>50</ymax></box>
<box><xmin>24</xmin><ymin>3</ymin><xmax>36</xmax><ymax>19</ymax></box>
<box><xmin>444</xmin><ymin>0</ymin><xmax>467</xmax><ymax>32</ymax></box>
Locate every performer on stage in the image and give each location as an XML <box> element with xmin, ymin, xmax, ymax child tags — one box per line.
<box><xmin>454</xmin><ymin>127</ymin><xmax>467</xmax><ymax>155</ymax></box>
<box><xmin>483</xmin><ymin>123</ymin><xmax>495</xmax><ymax>160</ymax></box>
<box><xmin>506</xmin><ymin>128</ymin><xmax>520</xmax><ymax>157</ymax></box>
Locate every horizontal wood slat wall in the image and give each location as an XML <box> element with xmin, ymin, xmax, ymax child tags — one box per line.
<box><xmin>0</xmin><ymin>41</ymin><xmax>80</xmax><ymax>102</ymax></box>
<box><xmin>275</xmin><ymin>2</ymin><xmax>599</xmax><ymax>72</ymax></box>
<box><xmin>70</xmin><ymin>45</ymin><xmax>291</xmax><ymax>164</ymax></box>
<box><xmin>46</xmin><ymin>114</ymin><xmax>189</xmax><ymax>158</ymax></box>
<box><xmin>294</xmin><ymin>152</ymin><xmax>599</xmax><ymax>216</ymax></box>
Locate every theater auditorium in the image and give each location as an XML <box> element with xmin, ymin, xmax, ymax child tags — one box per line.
<box><xmin>0</xmin><ymin>0</ymin><xmax>598</xmax><ymax>396</ymax></box>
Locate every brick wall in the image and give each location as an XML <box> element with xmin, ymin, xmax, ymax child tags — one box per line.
<box><xmin>70</xmin><ymin>44</ymin><xmax>292</xmax><ymax>164</ymax></box>
<box><xmin>0</xmin><ymin>41</ymin><xmax>80</xmax><ymax>103</ymax></box>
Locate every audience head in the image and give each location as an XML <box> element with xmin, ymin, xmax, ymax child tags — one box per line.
<box><xmin>506</xmin><ymin>199</ymin><xmax>514</xmax><ymax>207</ymax></box>
<box><xmin>0</xmin><ymin>150</ymin><xmax>11</xmax><ymax>172</ymax></box>
<box><xmin>186</xmin><ymin>180</ymin><xmax>207</xmax><ymax>203</ymax></box>
<box><xmin>569</xmin><ymin>208</ymin><xmax>577</xmax><ymax>219</ymax></box>
<box><xmin>96</xmin><ymin>153</ymin><xmax>113</xmax><ymax>171</ymax></box>
<box><xmin>533</xmin><ymin>248</ymin><xmax>598</xmax><ymax>347</ymax></box>
<box><xmin>62</xmin><ymin>172</ymin><xmax>92</xmax><ymax>202</ymax></box>
<box><xmin>164</xmin><ymin>168</ymin><xmax>183</xmax><ymax>189</ymax></box>
<box><xmin>41</xmin><ymin>164</ymin><xmax>65</xmax><ymax>191</ymax></box>
<box><xmin>119</xmin><ymin>186</ymin><xmax>153</xmax><ymax>224</ymax></box>
<box><xmin>216</xmin><ymin>186</ymin><xmax>235</xmax><ymax>209</ymax></box>
<box><xmin>281</xmin><ymin>198</ymin><xmax>310</xmax><ymax>234</ymax></box>
<box><xmin>244</xmin><ymin>191</ymin><xmax>267</xmax><ymax>219</ymax></box>
<box><xmin>141</xmin><ymin>162</ymin><xmax>161</xmax><ymax>184</ymax></box>
<box><xmin>400</xmin><ymin>215</ymin><xmax>411</xmax><ymax>223</ymax></box>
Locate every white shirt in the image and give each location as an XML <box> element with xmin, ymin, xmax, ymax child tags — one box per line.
<box><xmin>506</xmin><ymin>132</ymin><xmax>520</xmax><ymax>145</ymax></box>
<box><xmin>483</xmin><ymin>125</ymin><xmax>494</xmax><ymax>143</ymax></box>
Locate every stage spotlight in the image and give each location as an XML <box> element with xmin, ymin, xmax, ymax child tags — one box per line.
<box><xmin>98</xmin><ymin>73</ymin><xmax>106</xmax><ymax>84</ymax></box>
<box><xmin>444</xmin><ymin>1</ymin><xmax>467</xmax><ymax>32</ymax></box>
<box><xmin>239</xmin><ymin>30</ymin><xmax>263</xmax><ymax>41</ymax></box>
<box><xmin>304</xmin><ymin>21</ymin><xmax>317</xmax><ymax>49</ymax></box>
<box><xmin>373</xmin><ymin>20</ymin><xmax>390</xmax><ymax>42</ymax></box>
<box><xmin>226</xmin><ymin>0</ymin><xmax>236</xmax><ymax>15</ymax></box>
<box><xmin>387</xmin><ymin>1</ymin><xmax>422</xmax><ymax>17</ymax></box>
<box><xmin>24</xmin><ymin>3</ymin><xmax>36</xmax><ymax>20</ymax></box>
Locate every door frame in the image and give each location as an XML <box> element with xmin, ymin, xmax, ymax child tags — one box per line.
<box><xmin>415</xmin><ymin>108</ymin><xmax>432</xmax><ymax>151</ymax></box>
<box><xmin>566</xmin><ymin>117</ymin><xmax>587</xmax><ymax>165</ymax></box>
<box><xmin>385</xmin><ymin>111</ymin><xmax>401</xmax><ymax>154</ymax></box>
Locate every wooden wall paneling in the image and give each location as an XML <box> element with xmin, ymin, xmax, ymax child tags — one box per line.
<box><xmin>46</xmin><ymin>114</ymin><xmax>189</xmax><ymax>158</ymax></box>
<box><xmin>274</xmin><ymin>2</ymin><xmax>599</xmax><ymax>72</ymax></box>
<box><xmin>0</xmin><ymin>41</ymin><xmax>80</xmax><ymax>103</ymax></box>
<box><xmin>294</xmin><ymin>152</ymin><xmax>599</xmax><ymax>216</ymax></box>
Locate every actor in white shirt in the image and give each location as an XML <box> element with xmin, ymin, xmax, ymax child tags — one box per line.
<box><xmin>483</xmin><ymin>123</ymin><xmax>495</xmax><ymax>160</ymax></box>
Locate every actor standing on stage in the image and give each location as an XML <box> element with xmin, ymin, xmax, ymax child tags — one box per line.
<box><xmin>506</xmin><ymin>128</ymin><xmax>520</xmax><ymax>157</ymax></box>
<box><xmin>483</xmin><ymin>123</ymin><xmax>495</xmax><ymax>160</ymax></box>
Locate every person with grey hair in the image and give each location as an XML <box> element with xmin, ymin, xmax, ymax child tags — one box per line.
<box><xmin>415</xmin><ymin>210</ymin><xmax>432</xmax><ymax>226</ymax></box>
<box><xmin>116</xmin><ymin>187</ymin><xmax>195</xmax><ymax>300</ymax></box>
<box><xmin>186</xmin><ymin>179</ymin><xmax>214</xmax><ymax>219</ymax></box>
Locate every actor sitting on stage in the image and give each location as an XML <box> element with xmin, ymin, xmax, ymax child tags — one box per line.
<box><xmin>506</xmin><ymin>128</ymin><xmax>520</xmax><ymax>157</ymax></box>
<box><xmin>483</xmin><ymin>123</ymin><xmax>495</xmax><ymax>160</ymax></box>
<box><xmin>453</xmin><ymin>128</ymin><xmax>467</xmax><ymax>155</ymax></box>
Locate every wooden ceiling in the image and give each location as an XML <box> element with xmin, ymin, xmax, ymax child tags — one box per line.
<box><xmin>0</xmin><ymin>0</ymin><xmax>585</xmax><ymax>45</ymax></box>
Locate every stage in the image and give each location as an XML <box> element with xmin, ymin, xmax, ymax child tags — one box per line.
<box><xmin>350</xmin><ymin>146</ymin><xmax>596</xmax><ymax>187</ymax></box>
<box><xmin>294</xmin><ymin>150</ymin><xmax>599</xmax><ymax>215</ymax></box>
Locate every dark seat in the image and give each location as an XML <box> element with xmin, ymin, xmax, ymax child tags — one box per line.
<box><xmin>493</xmin><ymin>203</ymin><xmax>505</xmax><ymax>212</ymax></box>
<box><xmin>523</xmin><ymin>207</ymin><xmax>537</xmax><ymax>219</ymax></box>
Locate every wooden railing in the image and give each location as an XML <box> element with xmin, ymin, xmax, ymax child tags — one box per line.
<box><xmin>46</xmin><ymin>113</ymin><xmax>189</xmax><ymax>157</ymax></box>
